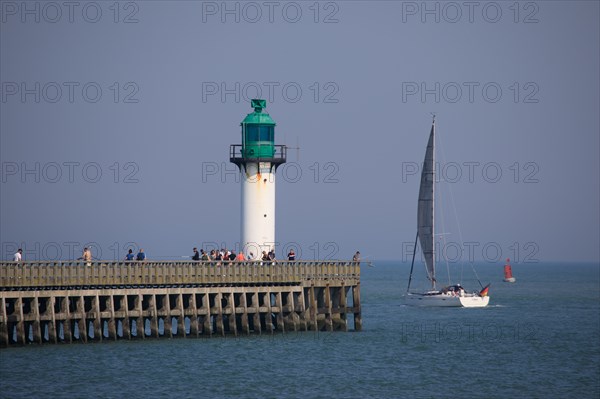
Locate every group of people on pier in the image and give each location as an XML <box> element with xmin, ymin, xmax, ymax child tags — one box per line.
<box><xmin>191</xmin><ymin>247</ymin><xmax>295</xmax><ymax>262</ymax></box>
<box><xmin>11</xmin><ymin>247</ymin><xmax>360</xmax><ymax>263</ymax></box>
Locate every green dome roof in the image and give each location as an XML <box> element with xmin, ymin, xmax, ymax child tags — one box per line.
<box><xmin>240</xmin><ymin>99</ymin><xmax>276</xmax><ymax>126</ymax></box>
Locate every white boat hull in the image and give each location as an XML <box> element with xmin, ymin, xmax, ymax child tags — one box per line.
<box><xmin>406</xmin><ymin>292</ymin><xmax>489</xmax><ymax>308</ymax></box>
<box><xmin>503</xmin><ymin>277</ymin><xmax>516</xmax><ymax>283</ymax></box>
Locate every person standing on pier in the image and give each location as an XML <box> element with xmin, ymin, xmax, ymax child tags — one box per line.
<box><xmin>125</xmin><ymin>249</ymin><xmax>135</xmax><ymax>261</ymax></box>
<box><xmin>353</xmin><ymin>251</ymin><xmax>361</xmax><ymax>262</ymax></box>
<box><xmin>201</xmin><ymin>249</ymin><xmax>209</xmax><ymax>261</ymax></box>
<box><xmin>13</xmin><ymin>248</ymin><xmax>22</xmax><ymax>262</ymax></box>
<box><xmin>287</xmin><ymin>249</ymin><xmax>295</xmax><ymax>261</ymax></box>
<box><xmin>78</xmin><ymin>247</ymin><xmax>92</xmax><ymax>266</ymax></box>
<box><xmin>192</xmin><ymin>247</ymin><xmax>200</xmax><ymax>261</ymax></box>
<box><xmin>136</xmin><ymin>249</ymin><xmax>146</xmax><ymax>261</ymax></box>
<box><xmin>235</xmin><ymin>251</ymin><xmax>246</xmax><ymax>261</ymax></box>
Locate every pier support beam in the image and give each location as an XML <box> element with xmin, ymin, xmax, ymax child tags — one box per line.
<box><xmin>202</xmin><ymin>293</ymin><xmax>212</xmax><ymax>336</ymax></box>
<box><xmin>251</xmin><ymin>291</ymin><xmax>260</xmax><ymax>335</ymax></box>
<box><xmin>0</xmin><ymin>297</ymin><xmax>8</xmax><ymax>346</ymax></box>
<box><xmin>49</xmin><ymin>297</ymin><xmax>57</xmax><ymax>344</ymax></box>
<box><xmin>309</xmin><ymin>286</ymin><xmax>318</xmax><ymax>331</ymax></box>
<box><xmin>32</xmin><ymin>297</ymin><xmax>42</xmax><ymax>344</ymax></box>
<box><xmin>92</xmin><ymin>295</ymin><xmax>102</xmax><ymax>342</ymax></box>
<box><xmin>240</xmin><ymin>292</ymin><xmax>250</xmax><ymax>335</ymax></box>
<box><xmin>76</xmin><ymin>295</ymin><xmax>87</xmax><ymax>343</ymax></box>
<box><xmin>324</xmin><ymin>285</ymin><xmax>333</xmax><ymax>332</ymax></box>
<box><xmin>188</xmin><ymin>294</ymin><xmax>199</xmax><ymax>338</ymax></box>
<box><xmin>352</xmin><ymin>283</ymin><xmax>362</xmax><ymax>331</ymax></box>
<box><xmin>337</xmin><ymin>285</ymin><xmax>348</xmax><ymax>332</ymax></box>
<box><xmin>135</xmin><ymin>294</ymin><xmax>145</xmax><ymax>339</ymax></box>
<box><xmin>215</xmin><ymin>292</ymin><xmax>225</xmax><ymax>337</ymax></box>
<box><xmin>16</xmin><ymin>297</ymin><xmax>25</xmax><ymax>344</ymax></box>
<box><xmin>107</xmin><ymin>296</ymin><xmax>117</xmax><ymax>341</ymax></box>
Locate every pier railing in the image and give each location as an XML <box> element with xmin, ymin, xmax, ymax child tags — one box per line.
<box><xmin>0</xmin><ymin>261</ymin><xmax>360</xmax><ymax>289</ymax></box>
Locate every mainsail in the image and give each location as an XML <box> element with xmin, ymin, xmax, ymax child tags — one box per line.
<box><xmin>417</xmin><ymin>120</ymin><xmax>435</xmax><ymax>288</ymax></box>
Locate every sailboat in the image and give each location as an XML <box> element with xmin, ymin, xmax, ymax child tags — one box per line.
<box><xmin>503</xmin><ymin>258</ymin><xmax>516</xmax><ymax>282</ymax></box>
<box><xmin>405</xmin><ymin>117</ymin><xmax>490</xmax><ymax>308</ymax></box>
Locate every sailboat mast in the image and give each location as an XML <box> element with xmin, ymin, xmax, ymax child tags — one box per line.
<box><xmin>431</xmin><ymin>116</ymin><xmax>436</xmax><ymax>290</ymax></box>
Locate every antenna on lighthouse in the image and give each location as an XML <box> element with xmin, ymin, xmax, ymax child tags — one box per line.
<box><xmin>287</xmin><ymin>137</ymin><xmax>301</xmax><ymax>161</ymax></box>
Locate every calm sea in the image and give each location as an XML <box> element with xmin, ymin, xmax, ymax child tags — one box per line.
<box><xmin>1</xmin><ymin>262</ymin><xmax>599</xmax><ymax>399</ymax></box>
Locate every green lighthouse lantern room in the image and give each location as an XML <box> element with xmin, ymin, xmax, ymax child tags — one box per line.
<box><xmin>231</xmin><ymin>99</ymin><xmax>287</xmax><ymax>172</ymax></box>
<box><xmin>241</xmin><ymin>99</ymin><xmax>275</xmax><ymax>158</ymax></box>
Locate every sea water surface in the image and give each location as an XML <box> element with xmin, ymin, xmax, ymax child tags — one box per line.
<box><xmin>1</xmin><ymin>262</ymin><xmax>599</xmax><ymax>398</ymax></box>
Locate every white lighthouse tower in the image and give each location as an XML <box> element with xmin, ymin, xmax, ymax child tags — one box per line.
<box><xmin>230</xmin><ymin>99</ymin><xmax>287</xmax><ymax>259</ymax></box>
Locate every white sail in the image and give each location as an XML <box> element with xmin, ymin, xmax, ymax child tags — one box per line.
<box><xmin>417</xmin><ymin>121</ymin><xmax>435</xmax><ymax>287</ymax></box>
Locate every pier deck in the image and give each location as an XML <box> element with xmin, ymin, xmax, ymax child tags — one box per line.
<box><xmin>0</xmin><ymin>261</ymin><xmax>361</xmax><ymax>346</ymax></box>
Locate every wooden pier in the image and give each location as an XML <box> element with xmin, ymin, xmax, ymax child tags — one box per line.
<box><xmin>0</xmin><ymin>261</ymin><xmax>361</xmax><ymax>346</ymax></box>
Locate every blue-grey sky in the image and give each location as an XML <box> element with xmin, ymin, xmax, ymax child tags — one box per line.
<box><xmin>1</xmin><ymin>1</ymin><xmax>598</xmax><ymax>263</ymax></box>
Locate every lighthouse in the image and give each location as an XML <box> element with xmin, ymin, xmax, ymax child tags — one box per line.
<box><xmin>230</xmin><ymin>99</ymin><xmax>287</xmax><ymax>259</ymax></box>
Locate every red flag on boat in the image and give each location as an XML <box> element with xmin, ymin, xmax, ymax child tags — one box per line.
<box><xmin>479</xmin><ymin>284</ymin><xmax>490</xmax><ymax>297</ymax></box>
